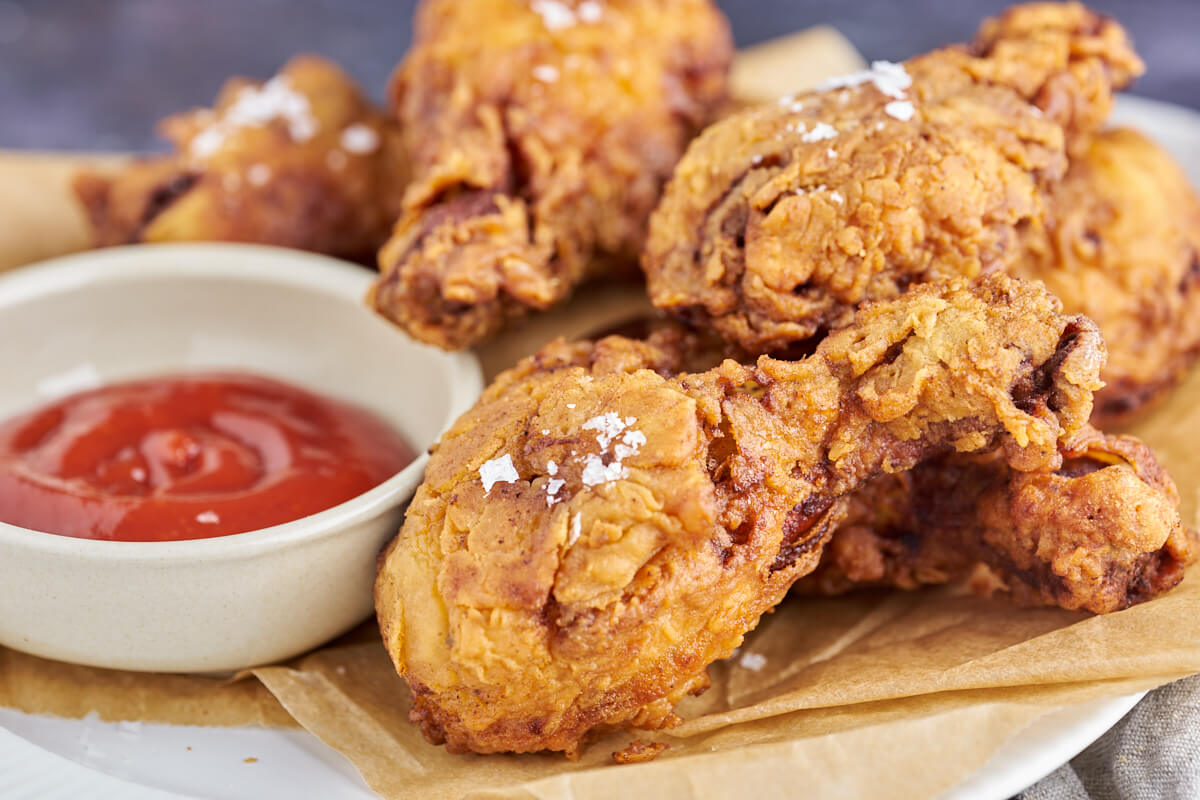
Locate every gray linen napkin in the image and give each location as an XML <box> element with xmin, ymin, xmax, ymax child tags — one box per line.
<box><xmin>1018</xmin><ymin>675</ymin><xmax>1200</xmax><ymax>800</ymax></box>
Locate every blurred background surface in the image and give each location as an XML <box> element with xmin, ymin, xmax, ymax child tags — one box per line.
<box><xmin>0</xmin><ymin>0</ymin><xmax>1195</xmax><ymax>151</ymax></box>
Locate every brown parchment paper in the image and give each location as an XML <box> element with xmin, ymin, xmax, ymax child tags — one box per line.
<box><xmin>4</xmin><ymin>23</ymin><xmax>1200</xmax><ymax>800</ymax></box>
<box><xmin>0</xmin><ymin>645</ymin><xmax>294</xmax><ymax>728</ymax></box>
<box><xmin>0</xmin><ymin>152</ymin><xmax>122</xmax><ymax>273</ymax></box>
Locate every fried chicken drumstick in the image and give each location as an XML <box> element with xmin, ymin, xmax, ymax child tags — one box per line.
<box><xmin>369</xmin><ymin>0</ymin><xmax>733</xmax><ymax>349</ymax></box>
<box><xmin>1015</xmin><ymin>128</ymin><xmax>1200</xmax><ymax>424</ymax></box>
<box><xmin>803</xmin><ymin>427</ymin><xmax>1196</xmax><ymax>613</ymax></box>
<box><xmin>376</xmin><ymin>276</ymin><xmax>1107</xmax><ymax>755</ymax></box>
<box><xmin>597</xmin><ymin>319</ymin><xmax>1196</xmax><ymax>614</ymax></box>
<box><xmin>642</xmin><ymin>2</ymin><xmax>1142</xmax><ymax>353</ymax></box>
<box><xmin>74</xmin><ymin>56</ymin><xmax>407</xmax><ymax>263</ymax></box>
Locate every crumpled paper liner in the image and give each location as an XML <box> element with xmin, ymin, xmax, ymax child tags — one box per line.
<box><xmin>242</xmin><ymin>367</ymin><xmax>1200</xmax><ymax>798</ymax></box>
<box><xmin>0</xmin><ymin>152</ymin><xmax>122</xmax><ymax>274</ymax></box>
<box><xmin>729</xmin><ymin>25</ymin><xmax>867</xmax><ymax>105</ymax></box>
<box><xmin>4</xmin><ymin>23</ymin><xmax>1200</xmax><ymax>800</ymax></box>
<box><xmin>0</xmin><ymin>645</ymin><xmax>293</xmax><ymax>728</ymax></box>
<box><xmin>247</xmin><ymin>574</ymin><xmax>1200</xmax><ymax>800</ymax></box>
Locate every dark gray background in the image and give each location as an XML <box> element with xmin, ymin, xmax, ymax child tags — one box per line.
<box><xmin>0</xmin><ymin>0</ymin><xmax>1196</xmax><ymax>152</ymax></box>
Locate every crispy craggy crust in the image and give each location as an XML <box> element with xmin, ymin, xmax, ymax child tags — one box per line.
<box><xmin>642</xmin><ymin>2</ymin><xmax>1141</xmax><ymax>353</ymax></box>
<box><xmin>970</xmin><ymin>2</ymin><xmax>1142</xmax><ymax>150</ymax></box>
<box><xmin>369</xmin><ymin>0</ymin><xmax>733</xmax><ymax>350</ymax></box>
<box><xmin>375</xmin><ymin>275</ymin><xmax>1103</xmax><ymax>755</ymax></box>
<box><xmin>1013</xmin><ymin>128</ymin><xmax>1200</xmax><ymax>425</ymax></box>
<box><xmin>612</xmin><ymin>739</ymin><xmax>670</xmax><ymax>764</ymax></box>
<box><xmin>803</xmin><ymin>427</ymin><xmax>1196</xmax><ymax>614</ymax></box>
<box><xmin>73</xmin><ymin>56</ymin><xmax>407</xmax><ymax>263</ymax></box>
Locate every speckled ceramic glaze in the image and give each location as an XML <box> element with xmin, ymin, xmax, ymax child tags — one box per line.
<box><xmin>0</xmin><ymin>244</ymin><xmax>482</xmax><ymax>672</ymax></box>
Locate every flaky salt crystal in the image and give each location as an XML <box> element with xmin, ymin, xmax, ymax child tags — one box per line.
<box><xmin>613</xmin><ymin>429</ymin><xmax>646</xmax><ymax>462</ymax></box>
<box><xmin>800</xmin><ymin>122</ymin><xmax>837</xmax><ymax>142</ymax></box>
<box><xmin>190</xmin><ymin>126</ymin><xmax>228</xmax><ymax>159</ymax></box>
<box><xmin>479</xmin><ymin>453</ymin><xmax>519</xmax><ymax>494</ymax></box>
<box><xmin>339</xmin><ymin>123</ymin><xmax>379</xmax><ymax>154</ymax></box>
<box><xmin>581</xmin><ymin>453</ymin><xmax>625</xmax><ymax>486</ymax></box>
<box><xmin>817</xmin><ymin>60</ymin><xmax>912</xmax><ymax>100</ymax></box>
<box><xmin>582</xmin><ymin>412</ymin><xmax>628</xmax><ymax>449</ymax></box>
<box><xmin>577</xmin><ymin>1</ymin><xmax>603</xmax><ymax>23</ymax></box>
<box><xmin>739</xmin><ymin>652</ymin><xmax>767</xmax><ymax>671</ymax></box>
<box><xmin>187</xmin><ymin>73</ymin><xmax>319</xmax><ymax>161</ymax></box>
<box><xmin>545</xmin><ymin>477</ymin><xmax>565</xmax><ymax>506</ymax></box>
<box><xmin>531</xmin><ymin>0</ymin><xmax>576</xmax><ymax>30</ymax></box>
<box><xmin>884</xmin><ymin>100</ymin><xmax>915</xmax><ymax>121</ymax></box>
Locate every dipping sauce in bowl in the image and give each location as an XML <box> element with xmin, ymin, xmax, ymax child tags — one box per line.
<box><xmin>0</xmin><ymin>372</ymin><xmax>415</xmax><ymax>541</ymax></box>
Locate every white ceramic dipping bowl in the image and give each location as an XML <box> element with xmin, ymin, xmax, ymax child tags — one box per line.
<box><xmin>0</xmin><ymin>244</ymin><xmax>482</xmax><ymax>673</ymax></box>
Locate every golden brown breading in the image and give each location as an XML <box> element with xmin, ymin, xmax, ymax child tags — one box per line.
<box><xmin>802</xmin><ymin>427</ymin><xmax>1195</xmax><ymax>614</ymax></box>
<box><xmin>375</xmin><ymin>275</ymin><xmax>1102</xmax><ymax>755</ymax></box>
<box><xmin>642</xmin><ymin>2</ymin><xmax>1142</xmax><ymax>353</ymax></box>
<box><xmin>369</xmin><ymin>0</ymin><xmax>733</xmax><ymax>350</ymax></box>
<box><xmin>612</xmin><ymin>739</ymin><xmax>670</xmax><ymax>764</ymax></box>
<box><xmin>74</xmin><ymin>56</ymin><xmax>407</xmax><ymax>263</ymax></box>
<box><xmin>1013</xmin><ymin>128</ymin><xmax>1200</xmax><ymax>424</ymax></box>
<box><xmin>607</xmin><ymin>320</ymin><xmax>1194</xmax><ymax>614</ymax></box>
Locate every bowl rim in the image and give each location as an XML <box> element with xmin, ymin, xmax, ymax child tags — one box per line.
<box><xmin>0</xmin><ymin>242</ymin><xmax>483</xmax><ymax>561</ymax></box>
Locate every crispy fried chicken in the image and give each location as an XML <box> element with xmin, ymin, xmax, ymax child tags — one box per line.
<box><xmin>370</xmin><ymin>0</ymin><xmax>733</xmax><ymax>349</ymax></box>
<box><xmin>1015</xmin><ymin>127</ymin><xmax>1200</xmax><ymax>424</ymax></box>
<box><xmin>74</xmin><ymin>56</ymin><xmax>407</xmax><ymax>263</ymax></box>
<box><xmin>802</xmin><ymin>427</ymin><xmax>1196</xmax><ymax>613</ymax></box>
<box><xmin>376</xmin><ymin>275</ymin><xmax>1103</xmax><ymax>755</ymax></box>
<box><xmin>642</xmin><ymin>2</ymin><xmax>1142</xmax><ymax>353</ymax></box>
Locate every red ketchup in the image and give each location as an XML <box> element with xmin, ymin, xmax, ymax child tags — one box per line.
<box><xmin>0</xmin><ymin>373</ymin><xmax>415</xmax><ymax>541</ymax></box>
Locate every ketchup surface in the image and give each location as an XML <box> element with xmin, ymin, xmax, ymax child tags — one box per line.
<box><xmin>0</xmin><ymin>373</ymin><xmax>415</xmax><ymax>541</ymax></box>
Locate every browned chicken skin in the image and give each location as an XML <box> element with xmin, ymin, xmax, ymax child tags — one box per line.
<box><xmin>74</xmin><ymin>56</ymin><xmax>408</xmax><ymax>264</ymax></box>
<box><xmin>376</xmin><ymin>275</ymin><xmax>1105</xmax><ymax>755</ymax></box>
<box><xmin>1015</xmin><ymin>128</ymin><xmax>1200</xmax><ymax>424</ymax></box>
<box><xmin>593</xmin><ymin>320</ymin><xmax>1197</xmax><ymax>614</ymax></box>
<box><xmin>370</xmin><ymin>0</ymin><xmax>733</xmax><ymax>350</ymax></box>
<box><xmin>642</xmin><ymin>2</ymin><xmax>1142</xmax><ymax>353</ymax></box>
<box><xmin>802</xmin><ymin>427</ymin><xmax>1196</xmax><ymax>613</ymax></box>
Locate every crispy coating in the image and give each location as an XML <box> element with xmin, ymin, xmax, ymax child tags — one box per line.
<box><xmin>375</xmin><ymin>275</ymin><xmax>1103</xmax><ymax>755</ymax></box>
<box><xmin>803</xmin><ymin>427</ymin><xmax>1195</xmax><ymax>614</ymax></box>
<box><xmin>603</xmin><ymin>319</ymin><xmax>1195</xmax><ymax>613</ymax></box>
<box><xmin>74</xmin><ymin>56</ymin><xmax>407</xmax><ymax>263</ymax></box>
<box><xmin>612</xmin><ymin>739</ymin><xmax>670</xmax><ymax>764</ymax></box>
<box><xmin>370</xmin><ymin>0</ymin><xmax>733</xmax><ymax>350</ymax></box>
<box><xmin>642</xmin><ymin>2</ymin><xmax>1142</xmax><ymax>353</ymax></box>
<box><xmin>1013</xmin><ymin>128</ymin><xmax>1200</xmax><ymax>424</ymax></box>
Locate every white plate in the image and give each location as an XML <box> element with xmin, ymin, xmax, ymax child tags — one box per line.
<box><xmin>2</xmin><ymin>94</ymin><xmax>1197</xmax><ymax>799</ymax></box>
<box><xmin>0</xmin><ymin>709</ymin><xmax>375</xmax><ymax>800</ymax></box>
